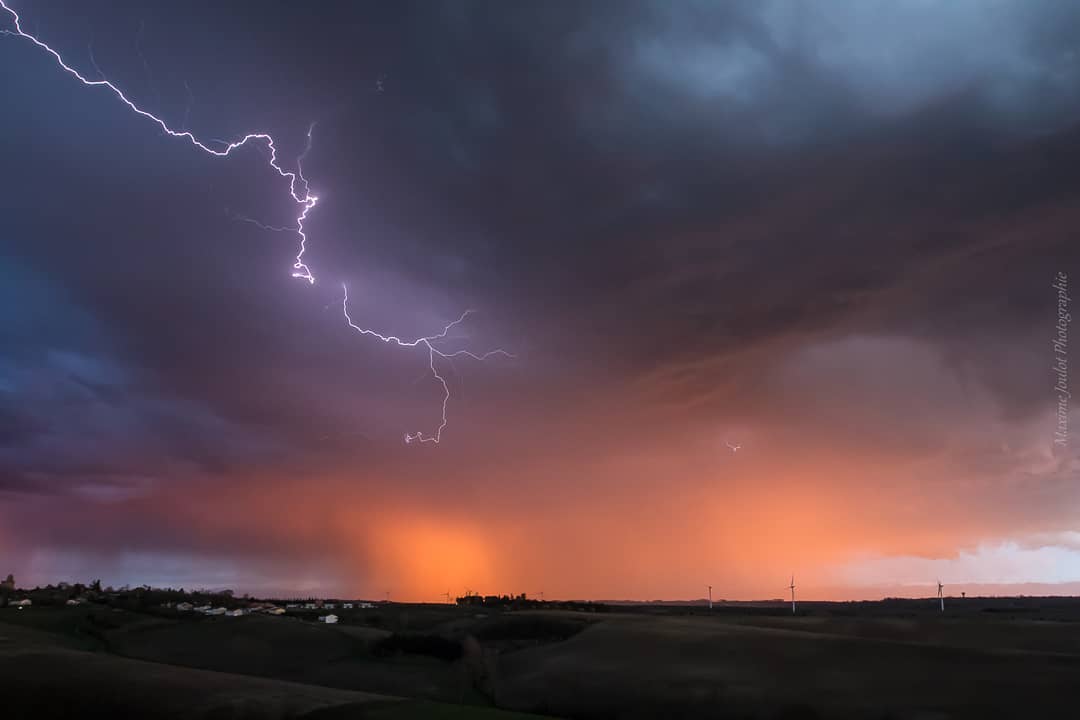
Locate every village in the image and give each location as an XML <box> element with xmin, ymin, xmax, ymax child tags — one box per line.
<box><xmin>1</xmin><ymin>573</ymin><xmax>558</xmax><ymax>624</ymax></box>
<box><xmin>0</xmin><ymin>574</ymin><xmax>389</xmax><ymax>625</ymax></box>
<box><xmin>161</xmin><ymin>598</ymin><xmax>378</xmax><ymax>624</ymax></box>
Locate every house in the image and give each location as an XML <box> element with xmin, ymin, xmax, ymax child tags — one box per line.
<box><xmin>225</xmin><ymin>609</ymin><xmax>246</xmax><ymax>617</ymax></box>
<box><xmin>204</xmin><ymin>607</ymin><xmax>226</xmax><ymax>616</ymax></box>
<box><xmin>249</xmin><ymin>604</ymin><xmax>282</xmax><ymax>614</ymax></box>
<box><xmin>65</xmin><ymin>598</ymin><xmax>83</xmax><ymax>606</ymax></box>
<box><xmin>12</xmin><ymin>599</ymin><xmax>31</xmax><ymax>607</ymax></box>
<box><xmin>342</xmin><ymin>603</ymin><xmax>354</xmax><ymax>610</ymax></box>
<box><xmin>318</xmin><ymin>614</ymin><xmax>339</xmax><ymax>624</ymax></box>
<box><xmin>176</xmin><ymin>602</ymin><xmax>194</xmax><ymax>612</ymax></box>
<box><xmin>324</xmin><ymin>603</ymin><xmax>336</xmax><ymax>610</ymax></box>
<box><xmin>358</xmin><ymin>602</ymin><xmax>374</xmax><ymax>609</ymax></box>
<box><xmin>303</xmin><ymin>603</ymin><xmax>317</xmax><ymax>610</ymax></box>
<box><xmin>193</xmin><ymin>605</ymin><xmax>212</xmax><ymax>613</ymax></box>
<box><xmin>286</xmin><ymin>603</ymin><xmax>299</xmax><ymax>609</ymax></box>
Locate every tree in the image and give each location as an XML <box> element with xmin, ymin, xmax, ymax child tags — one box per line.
<box><xmin>460</xmin><ymin>635</ymin><xmax>500</xmax><ymax>705</ymax></box>
<box><xmin>0</xmin><ymin>574</ymin><xmax>13</xmax><ymax>608</ymax></box>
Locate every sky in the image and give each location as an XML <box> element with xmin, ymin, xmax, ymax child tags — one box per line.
<box><xmin>1</xmin><ymin>0</ymin><xmax>1078</xmax><ymax>601</ymax></box>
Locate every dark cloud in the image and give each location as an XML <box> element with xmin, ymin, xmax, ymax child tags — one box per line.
<box><xmin>0</xmin><ymin>0</ymin><xmax>1078</xmax><ymax>596</ymax></box>
<box><xmin>0</xmin><ymin>260</ymin><xmax>286</xmax><ymax>499</ymax></box>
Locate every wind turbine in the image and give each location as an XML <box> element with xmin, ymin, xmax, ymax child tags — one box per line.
<box><xmin>789</xmin><ymin>575</ymin><xmax>796</xmax><ymax>615</ymax></box>
<box><xmin>937</xmin><ymin>580</ymin><xmax>944</xmax><ymax>613</ymax></box>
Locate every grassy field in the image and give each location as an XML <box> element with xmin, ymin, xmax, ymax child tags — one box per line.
<box><xmin>2</xmin><ymin>599</ymin><xmax>1079</xmax><ymax>718</ymax></box>
<box><xmin>494</xmin><ymin>611</ymin><xmax>1080</xmax><ymax>718</ymax></box>
<box><xmin>0</xmin><ymin>621</ymin><xmax>391</xmax><ymax>719</ymax></box>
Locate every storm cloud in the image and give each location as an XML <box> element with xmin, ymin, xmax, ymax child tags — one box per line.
<box><xmin>0</xmin><ymin>0</ymin><xmax>1077</xmax><ymax>599</ymax></box>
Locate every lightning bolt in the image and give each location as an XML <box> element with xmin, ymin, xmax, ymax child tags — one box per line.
<box><xmin>0</xmin><ymin>3</ymin><xmax>317</xmax><ymax>283</ymax></box>
<box><xmin>1</xmin><ymin>1</ymin><xmax>511</xmax><ymax>444</ymax></box>
<box><xmin>342</xmin><ymin>285</ymin><xmax>512</xmax><ymax>443</ymax></box>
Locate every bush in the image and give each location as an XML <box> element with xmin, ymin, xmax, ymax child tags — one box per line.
<box><xmin>472</xmin><ymin>614</ymin><xmax>588</xmax><ymax>644</ymax></box>
<box><xmin>371</xmin><ymin>632</ymin><xmax>463</xmax><ymax>662</ymax></box>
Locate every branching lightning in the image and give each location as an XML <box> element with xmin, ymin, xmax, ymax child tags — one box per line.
<box><xmin>342</xmin><ymin>285</ymin><xmax>512</xmax><ymax>443</ymax></box>
<box><xmin>0</xmin><ymin>3</ymin><xmax>317</xmax><ymax>283</ymax></box>
<box><xmin>227</xmin><ymin>210</ymin><xmax>297</xmax><ymax>234</ymax></box>
<box><xmin>1</xmin><ymin>1</ymin><xmax>511</xmax><ymax>444</ymax></box>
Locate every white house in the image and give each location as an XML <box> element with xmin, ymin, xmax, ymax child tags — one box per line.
<box><xmin>12</xmin><ymin>599</ymin><xmax>31</xmax><ymax>607</ymax></box>
<box><xmin>324</xmin><ymin>603</ymin><xmax>336</xmax><ymax>610</ymax></box>
<box><xmin>176</xmin><ymin>602</ymin><xmax>194</xmax><ymax>612</ymax></box>
<box><xmin>225</xmin><ymin>609</ymin><xmax>246</xmax><ymax>617</ymax></box>
<box><xmin>204</xmin><ymin>607</ymin><xmax>227</xmax><ymax>616</ymax></box>
<box><xmin>342</xmin><ymin>603</ymin><xmax>354</xmax><ymax>610</ymax></box>
<box><xmin>286</xmin><ymin>603</ymin><xmax>299</xmax><ymax>609</ymax></box>
<box><xmin>358</xmin><ymin>602</ymin><xmax>374</xmax><ymax>609</ymax></box>
<box><xmin>303</xmin><ymin>602</ymin><xmax>317</xmax><ymax>610</ymax></box>
<box><xmin>266</xmin><ymin>607</ymin><xmax>286</xmax><ymax>615</ymax></box>
<box><xmin>193</xmin><ymin>605</ymin><xmax>211</xmax><ymax>613</ymax></box>
<box><xmin>318</xmin><ymin>614</ymin><xmax>339</xmax><ymax>624</ymax></box>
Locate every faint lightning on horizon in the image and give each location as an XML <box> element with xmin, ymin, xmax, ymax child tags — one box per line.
<box><xmin>1</xmin><ymin>1</ymin><xmax>511</xmax><ymax>444</ymax></box>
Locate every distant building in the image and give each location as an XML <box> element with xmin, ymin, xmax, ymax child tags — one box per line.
<box><xmin>248</xmin><ymin>603</ymin><xmax>281</xmax><ymax>614</ymax></box>
<box><xmin>342</xmin><ymin>603</ymin><xmax>354</xmax><ymax>610</ymax></box>
<box><xmin>65</xmin><ymin>598</ymin><xmax>83</xmax><ymax>606</ymax></box>
<box><xmin>303</xmin><ymin>603</ymin><xmax>317</xmax><ymax>610</ymax></box>
<box><xmin>193</xmin><ymin>605</ymin><xmax>212</xmax><ymax>613</ymax></box>
<box><xmin>358</xmin><ymin>602</ymin><xmax>374</xmax><ymax>609</ymax></box>
<box><xmin>204</xmin><ymin>607</ymin><xmax>226</xmax><ymax>616</ymax></box>
<box><xmin>266</xmin><ymin>607</ymin><xmax>286</xmax><ymax>615</ymax></box>
<box><xmin>286</xmin><ymin>603</ymin><xmax>299</xmax><ymax>609</ymax></box>
<box><xmin>225</xmin><ymin>609</ymin><xmax>246</xmax><ymax>617</ymax></box>
<box><xmin>324</xmin><ymin>603</ymin><xmax>336</xmax><ymax>610</ymax></box>
<box><xmin>318</xmin><ymin>614</ymin><xmax>339</xmax><ymax>624</ymax></box>
<box><xmin>12</xmin><ymin>599</ymin><xmax>31</xmax><ymax>607</ymax></box>
<box><xmin>176</xmin><ymin>602</ymin><xmax>194</xmax><ymax>612</ymax></box>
